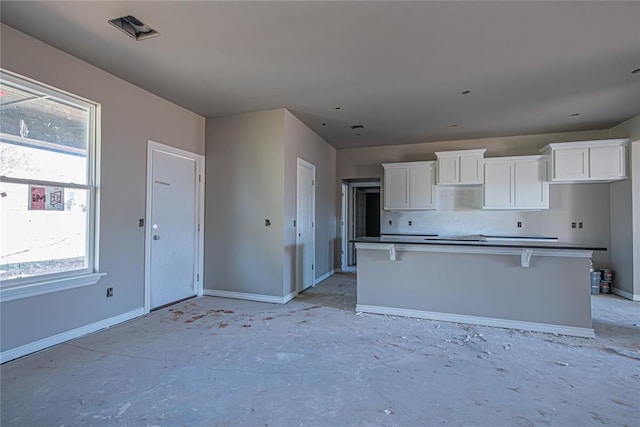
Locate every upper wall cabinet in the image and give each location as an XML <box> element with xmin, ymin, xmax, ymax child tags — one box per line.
<box><xmin>539</xmin><ymin>139</ymin><xmax>628</xmax><ymax>183</ymax></box>
<box><xmin>382</xmin><ymin>161</ymin><xmax>436</xmax><ymax>210</ymax></box>
<box><xmin>435</xmin><ymin>149</ymin><xmax>487</xmax><ymax>185</ymax></box>
<box><xmin>483</xmin><ymin>155</ymin><xmax>549</xmax><ymax>210</ymax></box>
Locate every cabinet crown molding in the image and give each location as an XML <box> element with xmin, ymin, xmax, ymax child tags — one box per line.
<box><xmin>435</xmin><ymin>149</ymin><xmax>487</xmax><ymax>157</ymax></box>
<box><xmin>484</xmin><ymin>155</ymin><xmax>548</xmax><ymax>163</ymax></box>
<box><xmin>382</xmin><ymin>161</ymin><xmax>436</xmax><ymax>168</ymax></box>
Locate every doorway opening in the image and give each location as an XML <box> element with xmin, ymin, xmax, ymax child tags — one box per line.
<box><xmin>341</xmin><ymin>179</ymin><xmax>381</xmax><ymax>272</ymax></box>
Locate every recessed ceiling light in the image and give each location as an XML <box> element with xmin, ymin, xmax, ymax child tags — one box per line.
<box><xmin>632</xmin><ymin>68</ymin><xmax>640</xmax><ymax>75</ymax></box>
<box><xmin>335</xmin><ymin>106</ymin><xmax>342</xmax><ymax>111</ymax></box>
<box><xmin>571</xmin><ymin>113</ymin><xmax>581</xmax><ymax>117</ymax></box>
<box><xmin>321</xmin><ymin>123</ymin><xmax>327</xmax><ymax>126</ymax></box>
<box><xmin>461</xmin><ymin>90</ymin><xmax>471</xmax><ymax>95</ymax></box>
<box><xmin>451</xmin><ymin>124</ymin><xmax>458</xmax><ymax>127</ymax></box>
<box><xmin>109</xmin><ymin>15</ymin><xmax>159</xmax><ymax>41</ymax></box>
<box><xmin>351</xmin><ymin>124</ymin><xmax>364</xmax><ymax>130</ymax></box>
<box><xmin>356</xmin><ymin>133</ymin><xmax>361</xmax><ymax>136</ymax></box>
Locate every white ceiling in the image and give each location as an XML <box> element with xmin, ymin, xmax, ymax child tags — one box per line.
<box><xmin>1</xmin><ymin>1</ymin><xmax>639</xmax><ymax>149</ymax></box>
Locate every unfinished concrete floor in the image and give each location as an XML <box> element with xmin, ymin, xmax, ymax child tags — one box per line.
<box><xmin>1</xmin><ymin>273</ymin><xmax>639</xmax><ymax>426</ymax></box>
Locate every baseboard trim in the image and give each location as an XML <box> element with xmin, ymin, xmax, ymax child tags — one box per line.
<box><xmin>340</xmin><ymin>266</ymin><xmax>357</xmax><ymax>273</ymax></box>
<box><xmin>355</xmin><ymin>304</ymin><xmax>595</xmax><ymax>338</ymax></box>
<box><xmin>282</xmin><ymin>291</ymin><xmax>297</xmax><ymax>304</ymax></box>
<box><xmin>204</xmin><ymin>289</ymin><xmax>290</xmax><ymax>304</ymax></box>
<box><xmin>612</xmin><ymin>287</ymin><xmax>640</xmax><ymax>301</ymax></box>
<box><xmin>0</xmin><ymin>307</ymin><xmax>146</xmax><ymax>364</ymax></box>
<box><xmin>314</xmin><ymin>269</ymin><xmax>335</xmax><ymax>286</ymax></box>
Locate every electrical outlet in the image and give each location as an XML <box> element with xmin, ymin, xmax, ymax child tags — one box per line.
<box><xmin>388</xmin><ymin>220</ymin><xmax>392</xmax><ymax>226</ymax></box>
<box><xmin>571</xmin><ymin>222</ymin><xmax>577</xmax><ymax>229</ymax></box>
<box><xmin>578</xmin><ymin>222</ymin><xmax>583</xmax><ymax>229</ymax></box>
<box><xmin>408</xmin><ymin>220</ymin><xmax>413</xmax><ymax>226</ymax></box>
<box><xmin>139</xmin><ymin>218</ymin><xmax>145</xmax><ymax>227</ymax></box>
<box><xmin>517</xmin><ymin>221</ymin><xmax>522</xmax><ymax>228</ymax></box>
<box><xmin>106</xmin><ymin>287</ymin><xmax>113</xmax><ymax>297</ymax></box>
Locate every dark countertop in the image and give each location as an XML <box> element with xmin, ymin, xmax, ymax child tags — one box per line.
<box><xmin>353</xmin><ymin>236</ymin><xmax>607</xmax><ymax>251</ymax></box>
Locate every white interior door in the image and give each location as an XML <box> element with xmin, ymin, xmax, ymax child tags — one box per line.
<box><xmin>296</xmin><ymin>158</ymin><xmax>315</xmax><ymax>292</ymax></box>
<box><xmin>146</xmin><ymin>142</ymin><xmax>203</xmax><ymax>310</ymax></box>
<box><xmin>341</xmin><ymin>182</ymin><xmax>348</xmax><ymax>271</ymax></box>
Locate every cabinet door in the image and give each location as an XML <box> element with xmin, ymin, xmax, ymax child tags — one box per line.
<box><xmin>438</xmin><ymin>156</ymin><xmax>459</xmax><ymax>184</ymax></box>
<box><xmin>553</xmin><ymin>148</ymin><xmax>588</xmax><ymax>180</ymax></box>
<box><xmin>409</xmin><ymin>165</ymin><xmax>435</xmax><ymax>209</ymax></box>
<box><xmin>589</xmin><ymin>146</ymin><xmax>625</xmax><ymax>179</ymax></box>
<box><xmin>515</xmin><ymin>159</ymin><xmax>548</xmax><ymax>209</ymax></box>
<box><xmin>384</xmin><ymin>168</ymin><xmax>409</xmax><ymax>209</ymax></box>
<box><xmin>460</xmin><ymin>154</ymin><xmax>483</xmax><ymax>184</ymax></box>
<box><xmin>483</xmin><ymin>162</ymin><xmax>513</xmax><ymax>208</ymax></box>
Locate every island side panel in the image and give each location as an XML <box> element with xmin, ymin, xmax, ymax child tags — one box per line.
<box><xmin>356</xmin><ymin>247</ymin><xmax>592</xmax><ymax>331</ymax></box>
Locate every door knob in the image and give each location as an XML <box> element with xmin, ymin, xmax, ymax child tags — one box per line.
<box><xmin>153</xmin><ymin>235</ymin><xmax>161</xmax><ymax>240</ymax></box>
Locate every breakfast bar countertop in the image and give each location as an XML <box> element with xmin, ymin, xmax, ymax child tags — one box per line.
<box><xmin>352</xmin><ymin>235</ymin><xmax>607</xmax><ymax>251</ymax></box>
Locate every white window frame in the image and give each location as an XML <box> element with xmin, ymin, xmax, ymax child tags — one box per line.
<box><xmin>0</xmin><ymin>69</ymin><xmax>104</xmax><ymax>302</ymax></box>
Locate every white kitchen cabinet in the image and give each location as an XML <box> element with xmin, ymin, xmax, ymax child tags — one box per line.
<box><xmin>540</xmin><ymin>139</ymin><xmax>628</xmax><ymax>182</ymax></box>
<box><xmin>589</xmin><ymin>145</ymin><xmax>626</xmax><ymax>179</ymax></box>
<box><xmin>484</xmin><ymin>161</ymin><xmax>514</xmax><ymax>207</ymax></box>
<box><xmin>483</xmin><ymin>155</ymin><xmax>549</xmax><ymax>210</ymax></box>
<box><xmin>435</xmin><ymin>149</ymin><xmax>486</xmax><ymax>185</ymax></box>
<box><xmin>384</xmin><ymin>166</ymin><xmax>410</xmax><ymax>209</ymax></box>
<box><xmin>382</xmin><ymin>161</ymin><xmax>436</xmax><ymax>210</ymax></box>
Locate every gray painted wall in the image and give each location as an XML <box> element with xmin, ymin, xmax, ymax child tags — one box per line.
<box><xmin>204</xmin><ymin>110</ymin><xmax>286</xmax><ymax>297</ymax></box>
<box><xmin>609</xmin><ymin>114</ymin><xmax>640</xmax><ymax>297</ymax></box>
<box><xmin>204</xmin><ymin>109</ymin><xmax>337</xmax><ymax>298</ymax></box>
<box><xmin>337</xmin><ymin>129</ymin><xmax>618</xmax><ymax>268</ymax></box>
<box><xmin>283</xmin><ymin>110</ymin><xmax>338</xmax><ymax>295</ymax></box>
<box><xmin>0</xmin><ymin>24</ymin><xmax>206</xmax><ymax>352</ymax></box>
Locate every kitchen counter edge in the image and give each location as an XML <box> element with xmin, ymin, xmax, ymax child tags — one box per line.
<box><xmin>352</xmin><ymin>237</ymin><xmax>606</xmax><ymax>251</ymax></box>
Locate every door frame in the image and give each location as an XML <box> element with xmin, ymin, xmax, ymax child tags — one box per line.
<box><xmin>296</xmin><ymin>157</ymin><xmax>316</xmax><ymax>292</ymax></box>
<box><xmin>344</xmin><ymin>180</ymin><xmax>380</xmax><ymax>272</ymax></box>
<box><xmin>341</xmin><ymin>182</ymin><xmax>348</xmax><ymax>271</ymax></box>
<box><xmin>144</xmin><ymin>140</ymin><xmax>205</xmax><ymax>313</ymax></box>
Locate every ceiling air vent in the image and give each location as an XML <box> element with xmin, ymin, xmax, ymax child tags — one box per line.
<box><xmin>109</xmin><ymin>15</ymin><xmax>159</xmax><ymax>41</ymax></box>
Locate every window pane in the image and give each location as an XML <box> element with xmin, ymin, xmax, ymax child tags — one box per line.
<box><xmin>0</xmin><ymin>80</ymin><xmax>88</xmax><ymax>184</ymax></box>
<box><xmin>0</xmin><ymin>141</ymin><xmax>87</xmax><ymax>184</ymax></box>
<box><xmin>0</xmin><ymin>182</ymin><xmax>88</xmax><ymax>281</ymax></box>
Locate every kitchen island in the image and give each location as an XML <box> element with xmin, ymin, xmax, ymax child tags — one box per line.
<box><xmin>354</xmin><ymin>236</ymin><xmax>606</xmax><ymax>338</ymax></box>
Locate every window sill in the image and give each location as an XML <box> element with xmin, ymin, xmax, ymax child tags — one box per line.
<box><xmin>0</xmin><ymin>272</ymin><xmax>106</xmax><ymax>303</ymax></box>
